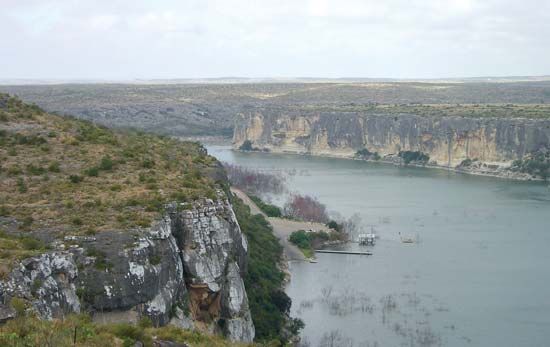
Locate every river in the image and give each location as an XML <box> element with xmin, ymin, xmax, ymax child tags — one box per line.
<box><xmin>207</xmin><ymin>145</ymin><xmax>550</xmax><ymax>347</ymax></box>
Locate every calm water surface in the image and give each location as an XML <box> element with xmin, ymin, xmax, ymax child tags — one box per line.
<box><xmin>208</xmin><ymin>146</ymin><xmax>550</xmax><ymax>347</ymax></box>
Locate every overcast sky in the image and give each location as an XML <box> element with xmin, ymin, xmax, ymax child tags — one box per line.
<box><xmin>1</xmin><ymin>0</ymin><xmax>549</xmax><ymax>80</ymax></box>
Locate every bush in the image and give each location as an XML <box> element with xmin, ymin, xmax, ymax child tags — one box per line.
<box><xmin>326</xmin><ymin>220</ymin><xmax>343</xmax><ymax>232</ymax></box>
<box><xmin>19</xmin><ymin>236</ymin><xmax>44</xmax><ymax>250</ymax></box>
<box><xmin>26</xmin><ymin>164</ymin><xmax>45</xmax><ymax>176</ymax></box>
<box><xmin>48</xmin><ymin>161</ymin><xmax>61</xmax><ymax>172</ymax></box>
<box><xmin>238</xmin><ymin>140</ymin><xmax>255</xmax><ymax>151</ymax></box>
<box><xmin>288</xmin><ymin>230</ymin><xmax>310</xmax><ymax>249</ymax></box>
<box><xmin>84</xmin><ymin>166</ymin><xmax>99</xmax><ymax>177</ymax></box>
<box><xmin>224</xmin><ymin>163</ymin><xmax>286</xmax><ymax>196</ymax></box>
<box><xmin>99</xmin><ymin>155</ymin><xmax>114</xmax><ymax>171</ymax></box>
<box><xmin>399</xmin><ymin>150</ymin><xmax>430</xmax><ymax>164</ymax></box>
<box><xmin>142</xmin><ymin>158</ymin><xmax>155</xmax><ymax>169</ymax></box>
<box><xmin>69</xmin><ymin>175</ymin><xmax>84</xmax><ymax>183</ymax></box>
<box><xmin>355</xmin><ymin>148</ymin><xmax>381</xmax><ymax>160</ymax></box>
<box><xmin>250</xmin><ymin>196</ymin><xmax>282</xmax><ymax>217</ymax></box>
<box><xmin>16</xmin><ymin>177</ymin><xmax>27</xmax><ymax>193</ymax></box>
<box><xmin>284</xmin><ymin>194</ymin><xmax>329</xmax><ymax>223</ymax></box>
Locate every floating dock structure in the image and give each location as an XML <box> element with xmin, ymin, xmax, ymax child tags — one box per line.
<box><xmin>314</xmin><ymin>249</ymin><xmax>372</xmax><ymax>256</ymax></box>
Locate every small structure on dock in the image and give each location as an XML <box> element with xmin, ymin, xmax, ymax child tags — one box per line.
<box><xmin>358</xmin><ymin>233</ymin><xmax>376</xmax><ymax>245</ymax></box>
<box><xmin>358</xmin><ymin>226</ymin><xmax>377</xmax><ymax>245</ymax></box>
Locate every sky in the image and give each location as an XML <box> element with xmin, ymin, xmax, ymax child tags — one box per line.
<box><xmin>1</xmin><ymin>0</ymin><xmax>549</xmax><ymax>80</ymax></box>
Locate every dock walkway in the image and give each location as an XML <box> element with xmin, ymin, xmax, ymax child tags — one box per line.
<box><xmin>315</xmin><ymin>249</ymin><xmax>372</xmax><ymax>256</ymax></box>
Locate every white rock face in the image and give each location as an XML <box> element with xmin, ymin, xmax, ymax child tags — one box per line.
<box><xmin>0</xmin><ymin>193</ymin><xmax>255</xmax><ymax>343</ymax></box>
<box><xmin>1</xmin><ymin>252</ymin><xmax>80</xmax><ymax>319</ymax></box>
<box><xmin>175</xmin><ymin>196</ymin><xmax>255</xmax><ymax>342</ymax></box>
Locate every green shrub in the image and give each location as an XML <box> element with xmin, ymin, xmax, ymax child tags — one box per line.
<box><xmin>142</xmin><ymin>158</ymin><xmax>155</xmax><ymax>169</ymax></box>
<box><xmin>26</xmin><ymin>164</ymin><xmax>46</xmax><ymax>176</ymax></box>
<box><xmin>16</xmin><ymin>178</ymin><xmax>27</xmax><ymax>193</ymax></box>
<box><xmin>84</xmin><ymin>166</ymin><xmax>99</xmax><ymax>177</ymax></box>
<box><xmin>238</xmin><ymin>140</ymin><xmax>255</xmax><ymax>151</ymax></box>
<box><xmin>99</xmin><ymin>155</ymin><xmax>114</xmax><ymax>171</ymax></box>
<box><xmin>69</xmin><ymin>175</ymin><xmax>83</xmax><ymax>183</ymax></box>
<box><xmin>48</xmin><ymin>161</ymin><xmax>61</xmax><ymax>172</ymax></box>
<box><xmin>288</xmin><ymin>230</ymin><xmax>310</xmax><ymax>249</ymax></box>
<box><xmin>19</xmin><ymin>236</ymin><xmax>44</xmax><ymax>250</ymax></box>
<box><xmin>399</xmin><ymin>150</ymin><xmax>430</xmax><ymax>164</ymax></box>
<box><xmin>250</xmin><ymin>196</ymin><xmax>282</xmax><ymax>217</ymax></box>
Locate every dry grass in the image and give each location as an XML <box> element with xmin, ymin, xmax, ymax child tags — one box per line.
<box><xmin>0</xmin><ymin>93</ymin><xmax>220</xmax><ymax>266</ymax></box>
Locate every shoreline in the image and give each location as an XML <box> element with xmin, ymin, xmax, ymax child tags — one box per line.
<box><xmin>232</xmin><ymin>147</ymin><xmax>547</xmax><ymax>183</ymax></box>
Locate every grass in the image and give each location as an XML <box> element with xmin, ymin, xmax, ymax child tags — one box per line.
<box><xmin>0</xmin><ymin>313</ymin><xmax>255</xmax><ymax>347</ymax></box>
<box><xmin>0</xmin><ymin>93</ymin><xmax>219</xmax><ymax>269</ymax></box>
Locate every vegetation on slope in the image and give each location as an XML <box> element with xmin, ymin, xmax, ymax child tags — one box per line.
<box><xmin>2</xmin><ymin>82</ymin><xmax>550</xmax><ymax>137</ymax></box>
<box><xmin>297</xmin><ymin>103</ymin><xmax>550</xmax><ymax>119</ymax></box>
<box><xmin>398</xmin><ymin>151</ymin><xmax>430</xmax><ymax>165</ymax></box>
<box><xmin>249</xmin><ymin>196</ymin><xmax>282</xmax><ymax>217</ymax></box>
<box><xmin>232</xmin><ymin>197</ymin><xmax>303</xmax><ymax>344</ymax></box>
<box><xmin>0</xmin><ymin>93</ymin><xmax>219</xmax><ymax>270</ymax></box>
<box><xmin>0</xmin><ymin>310</ymin><xmax>252</xmax><ymax>347</ymax></box>
<box><xmin>289</xmin><ymin>230</ymin><xmax>346</xmax><ymax>259</ymax></box>
<box><xmin>511</xmin><ymin>151</ymin><xmax>550</xmax><ymax>179</ymax></box>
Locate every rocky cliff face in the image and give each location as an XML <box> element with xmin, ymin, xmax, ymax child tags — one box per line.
<box><xmin>234</xmin><ymin>108</ymin><xmax>550</xmax><ymax>177</ymax></box>
<box><xmin>0</xmin><ymin>193</ymin><xmax>254</xmax><ymax>342</ymax></box>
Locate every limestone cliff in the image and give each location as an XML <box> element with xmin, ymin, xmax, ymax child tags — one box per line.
<box><xmin>234</xmin><ymin>107</ymin><xmax>550</xmax><ymax>179</ymax></box>
<box><xmin>0</xmin><ymin>193</ymin><xmax>255</xmax><ymax>342</ymax></box>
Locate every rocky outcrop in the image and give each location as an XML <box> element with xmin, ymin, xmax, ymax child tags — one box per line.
<box><xmin>0</xmin><ymin>193</ymin><xmax>254</xmax><ymax>342</ymax></box>
<box><xmin>234</xmin><ymin>108</ymin><xmax>550</xmax><ymax>179</ymax></box>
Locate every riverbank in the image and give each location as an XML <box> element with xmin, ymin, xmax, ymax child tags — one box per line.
<box><xmin>230</xmin><ymin>187</ymin><xmax>331</xmax><ymax>262</ymax></box>
<box><xmin>233</xmin><ymin>147</ymin><xmax>546</xmax><ymax>182</ymax></box>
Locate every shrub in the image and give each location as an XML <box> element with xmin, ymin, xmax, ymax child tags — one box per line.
<box><xmin>19</xmin><ymin>236</ymin><xmax>44</xmax><ymax>250</ymax></box>
<box><xmin>288</xmin><ymin>230</ymin><xmax>310</xmax><ymax>249</ymax></box>
<box><xmin>84</xmin><ymin>166</ymin><xmax>99</xmax><ymax>177</ymax></box>
<box><xmin>141</xmin><ymin>158</ymin><xmax>155</xmax><ymax>169</ymax></box>
<box><xmin>16</xmin><ymin>177</ymin><xmax>27</xmax><ymax>193</ymax></box>
<box><xmin>326</xmin><ymin>220</ymin><xmax>343</xmax><ymax>232</ymax></box>
<box><xmin>99</xmin><ymin>155</ymin><xmax>114</xmax><ymax>171</ymax></box>
<box><xmin>399</xmin><ymin>150</ymin><xmax>430</xmax><ymax>164</ymax></box>
<box><xmin>223</xmin><ymin>163</ymin><xmax>286</xmax><ymax>196</ymax></box>
<box><xmin>48</xmin><ymin>161</ymin><xmax>61</xmax><ymax>172</ymax></box>
<box><xmin>355</xmin><ymin>148</ymin><xmax>380</xmax><ymax>160</ymax></box>
<box><xmin>26</xmin><ymin>164</ymin><xmax>46</xmax><ymax>176</ymax></box>
<box><xmin>69</xmin><ymin>175</ymin><xmax>83</xmax><ymax>183</ymax></box>
<box><xmin>284</xmin><ymin>194</ymin><xmax>329</xmax><ymax>223</ymax></box>
<box><xmin>238</xmin><ymin>140</ymin><xmax>255</xmax><ymax>151</ymax></box>
<box><xmin>250</xmin><ymin>196</ymin><xmax>282</xmax><ymax>217</ymax></box>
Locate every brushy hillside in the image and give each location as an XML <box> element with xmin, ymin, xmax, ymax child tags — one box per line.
<box><xmin>0</xmin><ymin>93</ymin><xmax>220</xmax><ymax>273</ymax></box>
<box><xmin>0</xmin><ymin>312</ymin><xmax>253</xmax><ymax>347</ymax></box>
<box><xmin>2</xmin><ymin>81</ymin><xmax>550</xmax><ymax>136</ymax></box>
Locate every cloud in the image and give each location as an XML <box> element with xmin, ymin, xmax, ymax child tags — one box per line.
<box><xmin>0</xmin><ymin>0</ymin><xmax>548</xmax><ymax>79</ymax></box>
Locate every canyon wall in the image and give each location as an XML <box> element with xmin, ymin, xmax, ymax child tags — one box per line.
<box><xmin>233</xmin><ymin>108</ymin><xmax>550</xmax><ymax>174</ymax></box>
<box><xmin>0</xmin><ymin>193</ymin><xmax>255</xmax><ymax>342</ymax></box>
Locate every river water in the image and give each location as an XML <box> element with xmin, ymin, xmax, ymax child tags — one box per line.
<box><xmin>207</xmin><ymin>146</ymin><xmax>550</xmax><ymax>347</ymax></box>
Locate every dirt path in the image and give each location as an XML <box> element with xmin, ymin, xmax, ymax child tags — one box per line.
<box><xmin>231</xmin><ymin>187</ymin><xmax>330</xmax><ymax>261</ymax></box>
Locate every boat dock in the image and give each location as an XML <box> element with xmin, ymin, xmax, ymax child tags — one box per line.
<box><xmin>314</xmin><ymin>249</ymin><xmax>372</xmax><ymax>256</ymax></box>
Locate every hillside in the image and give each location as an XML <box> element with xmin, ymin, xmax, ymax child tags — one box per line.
<box><xmin>0</xmin><ymin>94</ymin><xmax>306</xmax><ymax>345</ymax></box>
<box><xmin>0</xmin><ymin>93</ymin><xmax>220</xmax><ymax>262</ymax></box>
<box><xmin>2</xmin><ymin>81</ymin><xmax>550</xmax><ymax>137</ymax></box>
